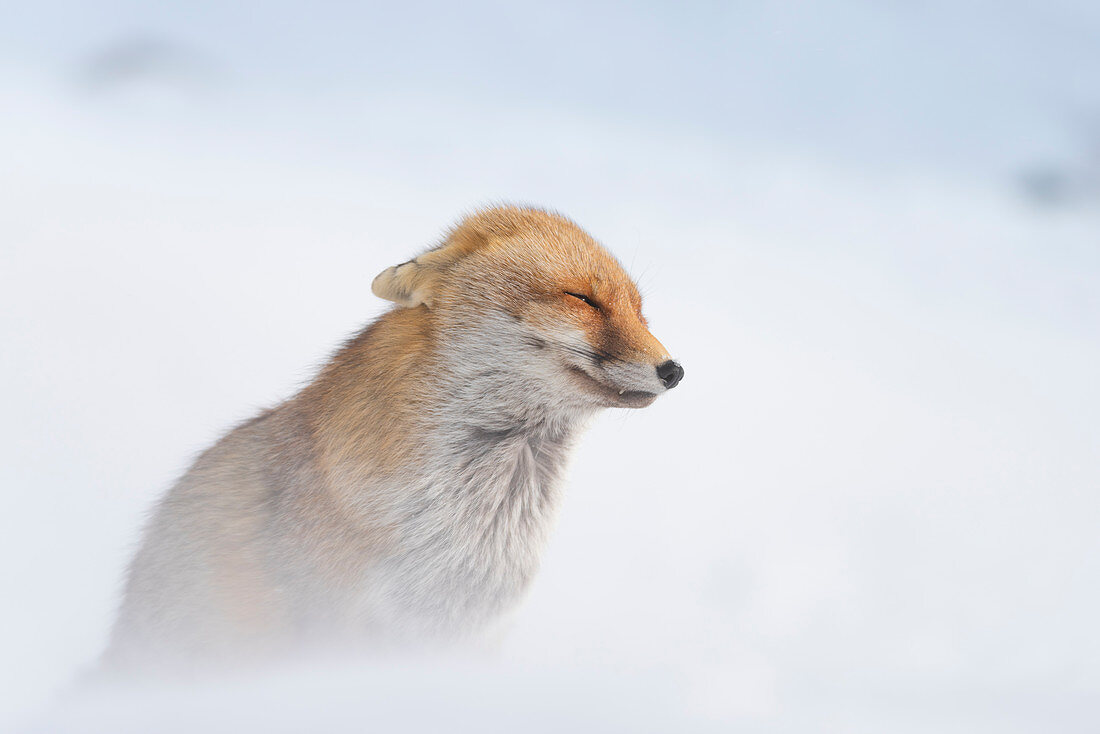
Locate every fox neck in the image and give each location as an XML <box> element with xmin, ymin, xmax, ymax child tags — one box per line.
<box><xmin>309</xmin><ymin>306</ymin><xmax>594</xmax><ymax>515</ymax></box>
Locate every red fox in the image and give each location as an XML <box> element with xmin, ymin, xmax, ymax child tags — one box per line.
<box><xmin>104</xmin><ymin>205</ymin><xmax>683</xmax><ymax>670</ymax></box>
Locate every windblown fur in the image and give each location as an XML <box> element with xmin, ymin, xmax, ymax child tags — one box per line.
<box><xmin>105</xmin><ymin>206</ymin><xmax>682</xmax><ymax>671</ymax></box>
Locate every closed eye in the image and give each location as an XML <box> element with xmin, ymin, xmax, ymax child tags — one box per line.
<box><xmin>565</xmin><ymin>291</ymin><xmax>601</xmax><ymax>310</ymax></box>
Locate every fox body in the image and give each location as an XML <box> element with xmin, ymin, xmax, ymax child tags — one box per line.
<box><xmin>105</xmin><ymin>206</ymin><xmax>683</xmax><ymax>670</ymax></box>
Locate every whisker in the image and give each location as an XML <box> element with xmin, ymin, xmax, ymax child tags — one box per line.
<box><xmin>555</xmin><ymin>342</ymin><xmax>625</xmax><ymax>366</ymax></box>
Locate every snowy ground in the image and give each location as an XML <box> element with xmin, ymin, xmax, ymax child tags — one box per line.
<box><xmin>2</xmin><ymin>3</ymin><xmax>1099</xmax><ymax>731</ymax></box>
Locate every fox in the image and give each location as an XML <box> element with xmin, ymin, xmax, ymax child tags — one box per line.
<box><xmin>103</xmin><ymin>205</ymin><xmax>683</xmax><ymax>671</ymax></box>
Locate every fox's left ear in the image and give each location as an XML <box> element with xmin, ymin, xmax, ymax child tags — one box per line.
<box><xmin>371</xmin><ymin>258</ymin><xmax>440</xmax><ymax>308</ymax></box>
<box><xmin>371</xmin><ymin>221</ymin><xmax>490</xmax><ymax>308</ymax></box>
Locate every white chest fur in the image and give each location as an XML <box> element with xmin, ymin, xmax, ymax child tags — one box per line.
<box><xmin>366</xmin><ymin>418</ymin><xmax>576</xmax><ymax>639</ymax></box>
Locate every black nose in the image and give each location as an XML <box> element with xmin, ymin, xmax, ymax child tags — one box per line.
<box><xmin>656</xmin><ymin>360</ymin><xmax>684</xmax><ymax>390</ymax></box>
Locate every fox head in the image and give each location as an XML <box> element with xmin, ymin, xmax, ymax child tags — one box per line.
<box><xmin>372</xmin><ymin>206</ymin><xmax>682</xmax><ymax>414</ymax></box>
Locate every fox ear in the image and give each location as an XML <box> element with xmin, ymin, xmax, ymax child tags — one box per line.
<box><xmin>371</xmin><ymin>258</ymin><xmax>440</xmax><ymax>308</ymax></box>
<box><xmin>371</xmin><ymin>223</ymin><xmax>490</xmax><ymax>308</ymax></box>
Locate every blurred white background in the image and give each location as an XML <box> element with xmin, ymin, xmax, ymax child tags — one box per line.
<box><xmin>2</xmin><ymin>1</ymin><xmax>1098</xmax><ymax>731</ymax></box>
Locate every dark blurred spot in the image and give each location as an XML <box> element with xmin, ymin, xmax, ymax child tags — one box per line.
<box><xmin>1019</xmin><ymin>165</ymin><xmax>1074</xmax><ymax>207</ymax></box>
<box><xmin>77</xmin><ymin>35</ymin><xmax>220</xmax><ymax>94</ymax></box>
<box><xmin>1018</xmin><ymin>118</ymin><xmax>1100</xmax><ymax>209</ymax></box>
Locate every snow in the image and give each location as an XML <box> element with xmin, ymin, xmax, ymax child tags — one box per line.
<box><xmin>2</xmin><ymin>2</ymin><xmax>1099</xmax><ymax>731</ymax></box>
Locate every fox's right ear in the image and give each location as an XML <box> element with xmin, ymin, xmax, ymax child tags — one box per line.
<box><xmin>371</xmin><ymin>224</ymin><xmax>491</xmax><ymax>308</ymax></box>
